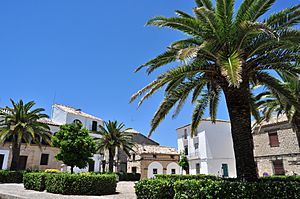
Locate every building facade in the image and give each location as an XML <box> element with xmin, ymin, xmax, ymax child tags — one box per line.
<box><xmin>253</xmin><ymin>115</ymin><xmax>300</xmax><ymax>176</ymax></box>
<box><xmin>176</xmin><ymin>120</ymin><xmax>236</xmax><ymax>177</ymax></box>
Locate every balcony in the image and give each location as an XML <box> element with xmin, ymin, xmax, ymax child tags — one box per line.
<box><xmin>187</xmin><ymin>151</ymin><xmax>201</xmax><ymax>159</ymax></box>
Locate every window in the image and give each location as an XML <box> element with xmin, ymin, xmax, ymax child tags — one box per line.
<box><xmin>171</xmin><ymin>169</ymin><xmax>176</xmax><ymax>174</ymax></box>
<box><xmin>153</xmin><ymin>154</ymin><xmax>157</xmax><ymax>158</ymax></box>
<box><xmin>273</xmin><ymin>160</ymin><xmax>285</xmax><ymax>175</ymax></box>
<box><xmin>40</xmin><ymin>154</ymin><xmax>49</xmax><ymax>165</ymax></box>
<box><xmin>170</xmin><ymin>155</ymin><xmax>174</xmax><ymax>159</ymax></box>
<box><xmin>194</xmin><ymin>143</ymin><xmax>199</xmax><ymax>149</ymax></box>
<box><xmin>222</xmin><ymin>164</ymin><xmax>229</xmax><ymax>177</ymax></box>
<box><xmin>153</xmin><ymin>168</ymin><xmax>158</xmax><ymax>175</ymax></box>
<box><xmin>194</xmin><ymin>130</ymin><xmax>198</xmax><ymax>137</ymax></box>
<box><xmin>184</xmin><ymin>129</ymin><xmax>188</xmax><ymax>139</ymax></box>
<box><xmin>73</xmin><ymin>119</ymin><xmax>82</xmax><ymax>124</ymax></box>
<box><xmin>132</xmin><ymin>167</ymin><xmax>137</xmax><ymax>173</ymax></box>
<box><xmin>196</xmin><ymin>163</ymin><xmax>200</xmax><ymax>174</ymax></box>
<box><xmin>88</xmin><ymin>160</ymin><xmax>95</xmax><ymax>172</ymax></box>
<box><xmin>269</xmin><ymin>132</ymin><xmax>279</xmax><ymax>147</ymax></box>
<box><xmin>0</xmin><ymin>154</ymin><xmax>4</xmax><ymax>170</ymax></box>
<box><xmin>184</xmin><ymin>146</ymin><xmax>188</xmax><ymax>155</ymax></box>
<box><xmin>132</xmin><ymin>154</ymin><xmax>136</xmax><ymax>161</ymax></box>
<box><xmin>92</xmin><ymin>121</ymin><xmax>97</xmax><ymax>131</ymax></box>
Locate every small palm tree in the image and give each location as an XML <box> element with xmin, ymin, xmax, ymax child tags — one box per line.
<box><xmin>131</xmin><ymin>0</ymin><xmax>300</xmax><ymax>181</ymax></box>
<box><xmin>97</xmin><ymin>121</ymin><xmax>134</xmax><ymax>172</ymax></box>
<box><xmin>256</xmin><ymin>73</ymin><xmax>300</xmax><ymax>135</ymax></box>
<box><xmin>0</xmin><ymin>99</ymin><xmax>51</xmax><ymax>170</ymax></box>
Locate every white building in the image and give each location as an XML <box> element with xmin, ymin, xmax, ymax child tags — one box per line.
<box><xmin>176</xmin><ymin>119</ymin><xmax>236</xmax><ymax>177</ymax></box>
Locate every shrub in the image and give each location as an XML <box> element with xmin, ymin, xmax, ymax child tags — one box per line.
<box><xmin>23</xmin><ymin>172</ymin><xmax>47</xmax><ymax>191</ymax></box>
<box><xmin>259</xmin><ymin>175</ymin><xmax>300</xmax><ymax>183</ymax></box>
<box><xmin>135</xmin><ymin>179</ymin><xmax>175</xmax><ymax>199</ymax></box>
<box><xmin>174</xmin><ymin>179</ymin><xmax>300</xmax><ymax>199</ymax></box>
<box><xmin>118</xmin><ymin>172</ymin><xmax>141</xmax><ymax>181</ymax></box>
<box><xmin>0</xmin><ymin>170</ymin><xmax>24</xmax><ymax>183</ymax></box>
<box><xmin>45</xmin><ymin>169</ymin><xmax>60</xmax><ymax>173</ymax></box>
<box><xmin>155</xmin><ymin>174</ymin><xmax>220</xmax><ymax>181</ymax></box>
<box><xmin>45</xmin><ymin>173</ymin><xmax>117</xmax><ymax>195</ymax></box>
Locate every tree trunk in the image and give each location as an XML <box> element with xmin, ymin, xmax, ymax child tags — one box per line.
<box><xmin>292</xmin><ymin>111</ymin><xmax>300</xmax><ymax>147</ymax></box>
<box><xmin>223</xmin><ymin>81</ymin><xmax>258</xmax><ymax>182</ymax></box>
<box><xmin>108</xmin><ymin>148</ymin><xmax>114</xmax><ymax>173</ymax></box>
<box><xmin>10</xmin><ymin>142</ymin><xmax>21</xmax><ymax>171</ymax></box>
<box><xmin>71</xmin><ymin>166</ymin><xmax>74</xmax><ymax>174</ymax></box>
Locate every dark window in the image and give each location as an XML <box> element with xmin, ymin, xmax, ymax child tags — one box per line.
<box><xmin>0</xmin><ymin>154</ymin><xmax>4</xmax><ymax>170</ymax></box>
<box><xmin>88</xmin><ymin>160</ymin><xmax>95</xmax><ymax>172</ymax></box>
<box><xmin>184</xmin><ymin>129</ymin><xmax>188</xmax><ymax>139</ymax></box>
<box><xmin>194</xmin><ymin>143</ymin><xmax>199</xmax><ymax>149</ymax></box>
<box><xmin>153</xmin><ymin>154</ymin><xmax>157</xmax><ymax>158</ymax></box>
<box><xmin>92</xmin><ymin>121</ymin><xmax>97</xmax><ymax>131</ymax></box>
<box><xmin>171</xmin><ymin>169</ymin><xmax>176</xmax><ymax>174</ymax></box>
<box><xmin>269</xmin><ymin>132</ymin><xmax>279</xmax><ymax>147</ymax></box>
<box><xmin>273</xmin><ymin>160</ymin><xmax>285</xmax><ymax>175</ymax></box>
<box><xmin>40</xmin><ymin>154</ymin><xmax>49</xmax><ymax>165</ymax></box>
<box><xmin>222</xmin><ymin>164</ymin><xmax>229</xmax><ymax>177</ymax></box>
<box><xmin>184</xmin><ymin>146</ymin><xmax>188</xmax><ymax>155</ymax></box>
<box><xmin>19</xmin><ymin>156</ymin><xmax>28</xmax><ymax>170</ymax></box>
<box><xmin>132</xmin><ymin>154</ymin><xmax>136</xmax><ymax>161</ymax></box>
<box><xmin>73</xmin><ymin>119</ymin><xmax>82</xmax><ymax>124</ymax></box>
<box><xmin>196</xmin><ymin>163</ymin><xmax>200</xmax><ymax>174</ymax></box>
<box><xmin>153</xmin><ymin>168</ymin><xmax>158</xmax><ymax>175</ymax></box>
<box><xmin>170</xmin><ymin>155</ymin><xmax>174</xmax><ymax>159</ymax></box>
<box><xmin>132</xmin><ymin>167</ymin><xmax>137</xmax><ymax>173</ymax></box>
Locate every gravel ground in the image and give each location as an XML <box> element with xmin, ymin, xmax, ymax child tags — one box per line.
<box><xmin>0</xmin><ymin>182</ymin><xmax>137</xmax><ymax>199</ymax></box>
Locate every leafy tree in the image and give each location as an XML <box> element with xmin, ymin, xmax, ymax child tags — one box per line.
<box><xmin>178</xmin><ymin>153</ymin><xmax>189</xmax><ymax>174</ymax></box>
<box><xmin>256</xmin><ymin>73</ymin><xmax>300</xmax><ymax>141</ymax></box>
<box><xmin>0</xmin><ymin>99</ymin><xmax>51</xmax><ymax>170</ymax></box>
<box><xmin>97</xmin><ymin>120</ymin><xmax>134</xmax><ymax>172</ymax></box>
<box><xmin>131</xmin><ymin>0</ymin><xmax>300</xmax><ymax>181</ymax></box>
<box><xmin>52</xmin><ymin>123</ymin><xmax>96</xmax><ymax>174</ymax></box>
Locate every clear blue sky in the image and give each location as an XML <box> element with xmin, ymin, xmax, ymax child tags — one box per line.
<box><xmin>0</xmin><ymin>0</ymin><xmax>298</xmax><ymax>148</ymax></box>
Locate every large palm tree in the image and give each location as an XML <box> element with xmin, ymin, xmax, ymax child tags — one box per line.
<box><xmin>0</xmin><ymin>99</ymin><xmax>51</xmax><ymax>170</ymax></box>
<box><xmin>97</xmin><ymin>121</ymin><xmax>134</xmax><ymax>172</ymax></box>
<box><xmin>256</xmin><ymin>73</ymin><xmax>300</xmax><ymax>143</ymax></box>
<box><xmin>131</xmin><ymin>0</ymin><xmax>300</xmax><ymax>181</ymax></box>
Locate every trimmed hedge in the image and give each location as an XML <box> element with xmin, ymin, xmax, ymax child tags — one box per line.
<box><xmin>155</xmin><ymin>174</ymin><xmax>220</xmax><ymax>181</ymax></box>
<box><xmin>23</xmin><ymin>172</ymin><xmax>47</xmax><ymax>191</ymax></box>
<box><xmin>45</xmin><ymin>173</ymin><xmax>117</xmax><ymax>195</ymax></box>
<box><xmin>118</xmin><ymin>172</ymin><xmax>141</xmax><ymax>181</ymax></box>
<box><xmin>135</xmin><ymin>179</ymin><xmax>175</xmax><ymax>199</ymax></box>
<box><xmin>259</xmin><ymin>175</ymin><xmax>300</xmax><ymax>182</ymax></box>
<box><xmin>0</xmin><ymin>170</ymin><xmax>24</xmax><ymax>183</ymax></box>
<box><xmin>174</xmin><ymin>179</ymin><xmax>300</xmax><ymax>199</ymax></box>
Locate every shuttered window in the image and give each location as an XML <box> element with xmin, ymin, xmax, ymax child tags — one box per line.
<box><xmin>269</xmin><ymin>132</ymin><xmax>279</xmax><ymax>147</ymax></box>
<box><xmin>273</xmin><ymin>160</ymin><xmax>285</xmax><ymax>175</ymax></box>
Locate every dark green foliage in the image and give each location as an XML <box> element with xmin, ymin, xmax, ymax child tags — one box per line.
<box><xmin>178</xmin><ymin>153</ymin><xmax>189</xmax><ymax>172</ymax></box>
<box><xmin>0</xmin><ymin>170</ymin><xmax>24</xmax><ymax>183</ymax></box>
<box><xmin>155</xmin><ymin>174</ymin><xmax>220</xmax><ymax>181</ymax></box>
<box><xmin>259</xmin><ymin>175</ymin><xmax>300</xmax><ymax>182</ymax></box>
<box><xmin>45</xmin><ymin>173</ymin><xmax>117</xmax><ymax>195</ymax></box>
<box><xmin>52</xmin><ymin>123</ymin><xmax>96</xmax><ymax>173</ymax></box>
<box><xmin>23</xmin><ymin>172</ymin><xmax>47</xmax><ymax>191</ymax></box>
<box><xmin>117</xmin><ymin>172</ymin><xmax>141</xmax><ymax>181</ymax></box>
<box><xmin>135</xmin><ymin>179</ymin><xmax>175</xmax><ymax>199</ymax></box>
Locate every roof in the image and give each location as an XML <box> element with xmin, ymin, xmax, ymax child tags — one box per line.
<box><xmin>38</xmin><ymin>118</ymin><xmax>61</xmax><ymax>126</ymax></box>
<box><xmin>126</xmin><ymin>129</ymin><xmax>160</xmax><ymax>145</ymax></box>
<box><xmin>253</xmin><ymin>114</ymin><xmax>289</xmax><ymax>128</ymax></box>
<box><xmin>176</xmin><ymin>118</ymin><xmax>230</xmax><ymax>130</ymax></box>
<box><xmin>53</xmin><ymin>104</ymin><xmax>103</xmax><ymax>121</ymax></box>
<box><xmin>134</xmin><ymin>144</ymin><xmax>179</xmax><ymax>155</ymax></box>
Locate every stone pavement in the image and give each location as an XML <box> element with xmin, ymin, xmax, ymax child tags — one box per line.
<box><xmin>0</xmin><ymin>181</ymin><xmax>137</xmax><ymax>199</ymax></box>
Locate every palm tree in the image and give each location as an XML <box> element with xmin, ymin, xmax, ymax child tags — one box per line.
<box><xmin>97</xmin><ymin>121</ymin><xmax>134</xmax><ymax>172</ymax></box>
<box><xmin>256</xmin><ymin>73</ymin><xmax>300</xmax><ymax>142</ymax></box>
<box><xmin>131</xmin><ymin>0</ymin><xmax>300</xmax><ymax>181</ymax></box>
<box><xmin>0</xmin><ymin>99</ymin><xmax>51</xmax><ymax>170</ymax></box>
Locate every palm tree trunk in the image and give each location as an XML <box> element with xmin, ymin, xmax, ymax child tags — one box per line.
<box><xmin>108</xmin><ymin>148</ymin><xmax>114</xmax><ymax>173</ymax></box>
<box><xmin>223</xmin><ymin>81</ymin><xmax>258</xmax><ymax>182</ymax></box>
<box><xmin>10</xmin><ymin>142</ymin><xmax>21</xmax><ymax>171</ymax></box>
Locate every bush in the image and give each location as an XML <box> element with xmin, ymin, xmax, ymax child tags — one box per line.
<box><xmin>45</xmin><ymin>173</ymin><xmax>117</xmax><ymax>195</ymax></box>
<box><xmin>45</xmin><ymin>169</ymin><xmax>60</xmax><ymax>173</ymax></box>
<box><xmin>259</xmin><ymin>175</ymin><xmax>300</xmax><ymax>182</ymax></box>
<box><xmin>118</xmin><ymin>172</ymin><xmax>141</xmax><ymax>181</ymax></box>
<box><xmin>135</xmin><ymin>179</ymin><xmax>175</xmax><ymax>199</ymax></box>
<box><xmin>23</xmin><ymin>172</ymin><xmax>47</xmax><ymax>191</ymax></box>
<box><xmin>174</xmin><ymin>179</ymin><xmax>300</xmax><ymax>199</ymax></box>
<box><xmin>155</xmin><ymin>174</ymin><xmax>220</xmax><ymax>181</ymax></box>
<box><xmin>0</xmin><ymin>170</ymin><xmax>24</xmax><ymax>183</ymax></box>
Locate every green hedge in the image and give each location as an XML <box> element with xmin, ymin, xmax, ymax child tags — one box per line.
<box><xmin>23</xmin><ymin>172</ymin><xmax>47</xmax><ymax>191</ymax></box>
<box><xmin>155</xmin><ymin>174</ymin><xmax>220</xmax><ymax>181</ymax></box>
<box><xmin>174</xmin><ymin>180</ymin><xmax>300</xmax><ymax>199</ymax></box>
<box><xmin>118</xmin><ymin>172</ymin><xmax>141</xmax><ymax>181</ymax></box>
<box><xmin>0</xmin><ymin>170</ymin><xmax>24</xmax><ymax>183</ymax></box>
<box><xmin>135</xmin><ymin>179</ymin><xmax>175</xmax><ymax>199</ymax></box>
<box><xmin>45</xmin><ymin>173</ymin><xmax>117</xmax><ymax>195</ymax></box>
<box><xmin>259</xmin><ymin>175</ymin><xmax>300</xmax><ymax>182</ymax></box>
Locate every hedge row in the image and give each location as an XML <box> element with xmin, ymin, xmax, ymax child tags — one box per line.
<box><xmin>135</xmin><ymin>177</ymin><xmax>300</xmax><ymax>199</ymax></box>
<box><xmin>155</xmin><ymin>174</ymin><xmax>220</xmax><ymax>181</ymax></box>
<box><xmin>0</xmin><ymin>170</ymin><xmax>24</xmax><ymax>183</ymax></box>
<box><xmin>23</xmin><ymin>172</ymin><xmax>117</xmax><ymax>195</ymax></box>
